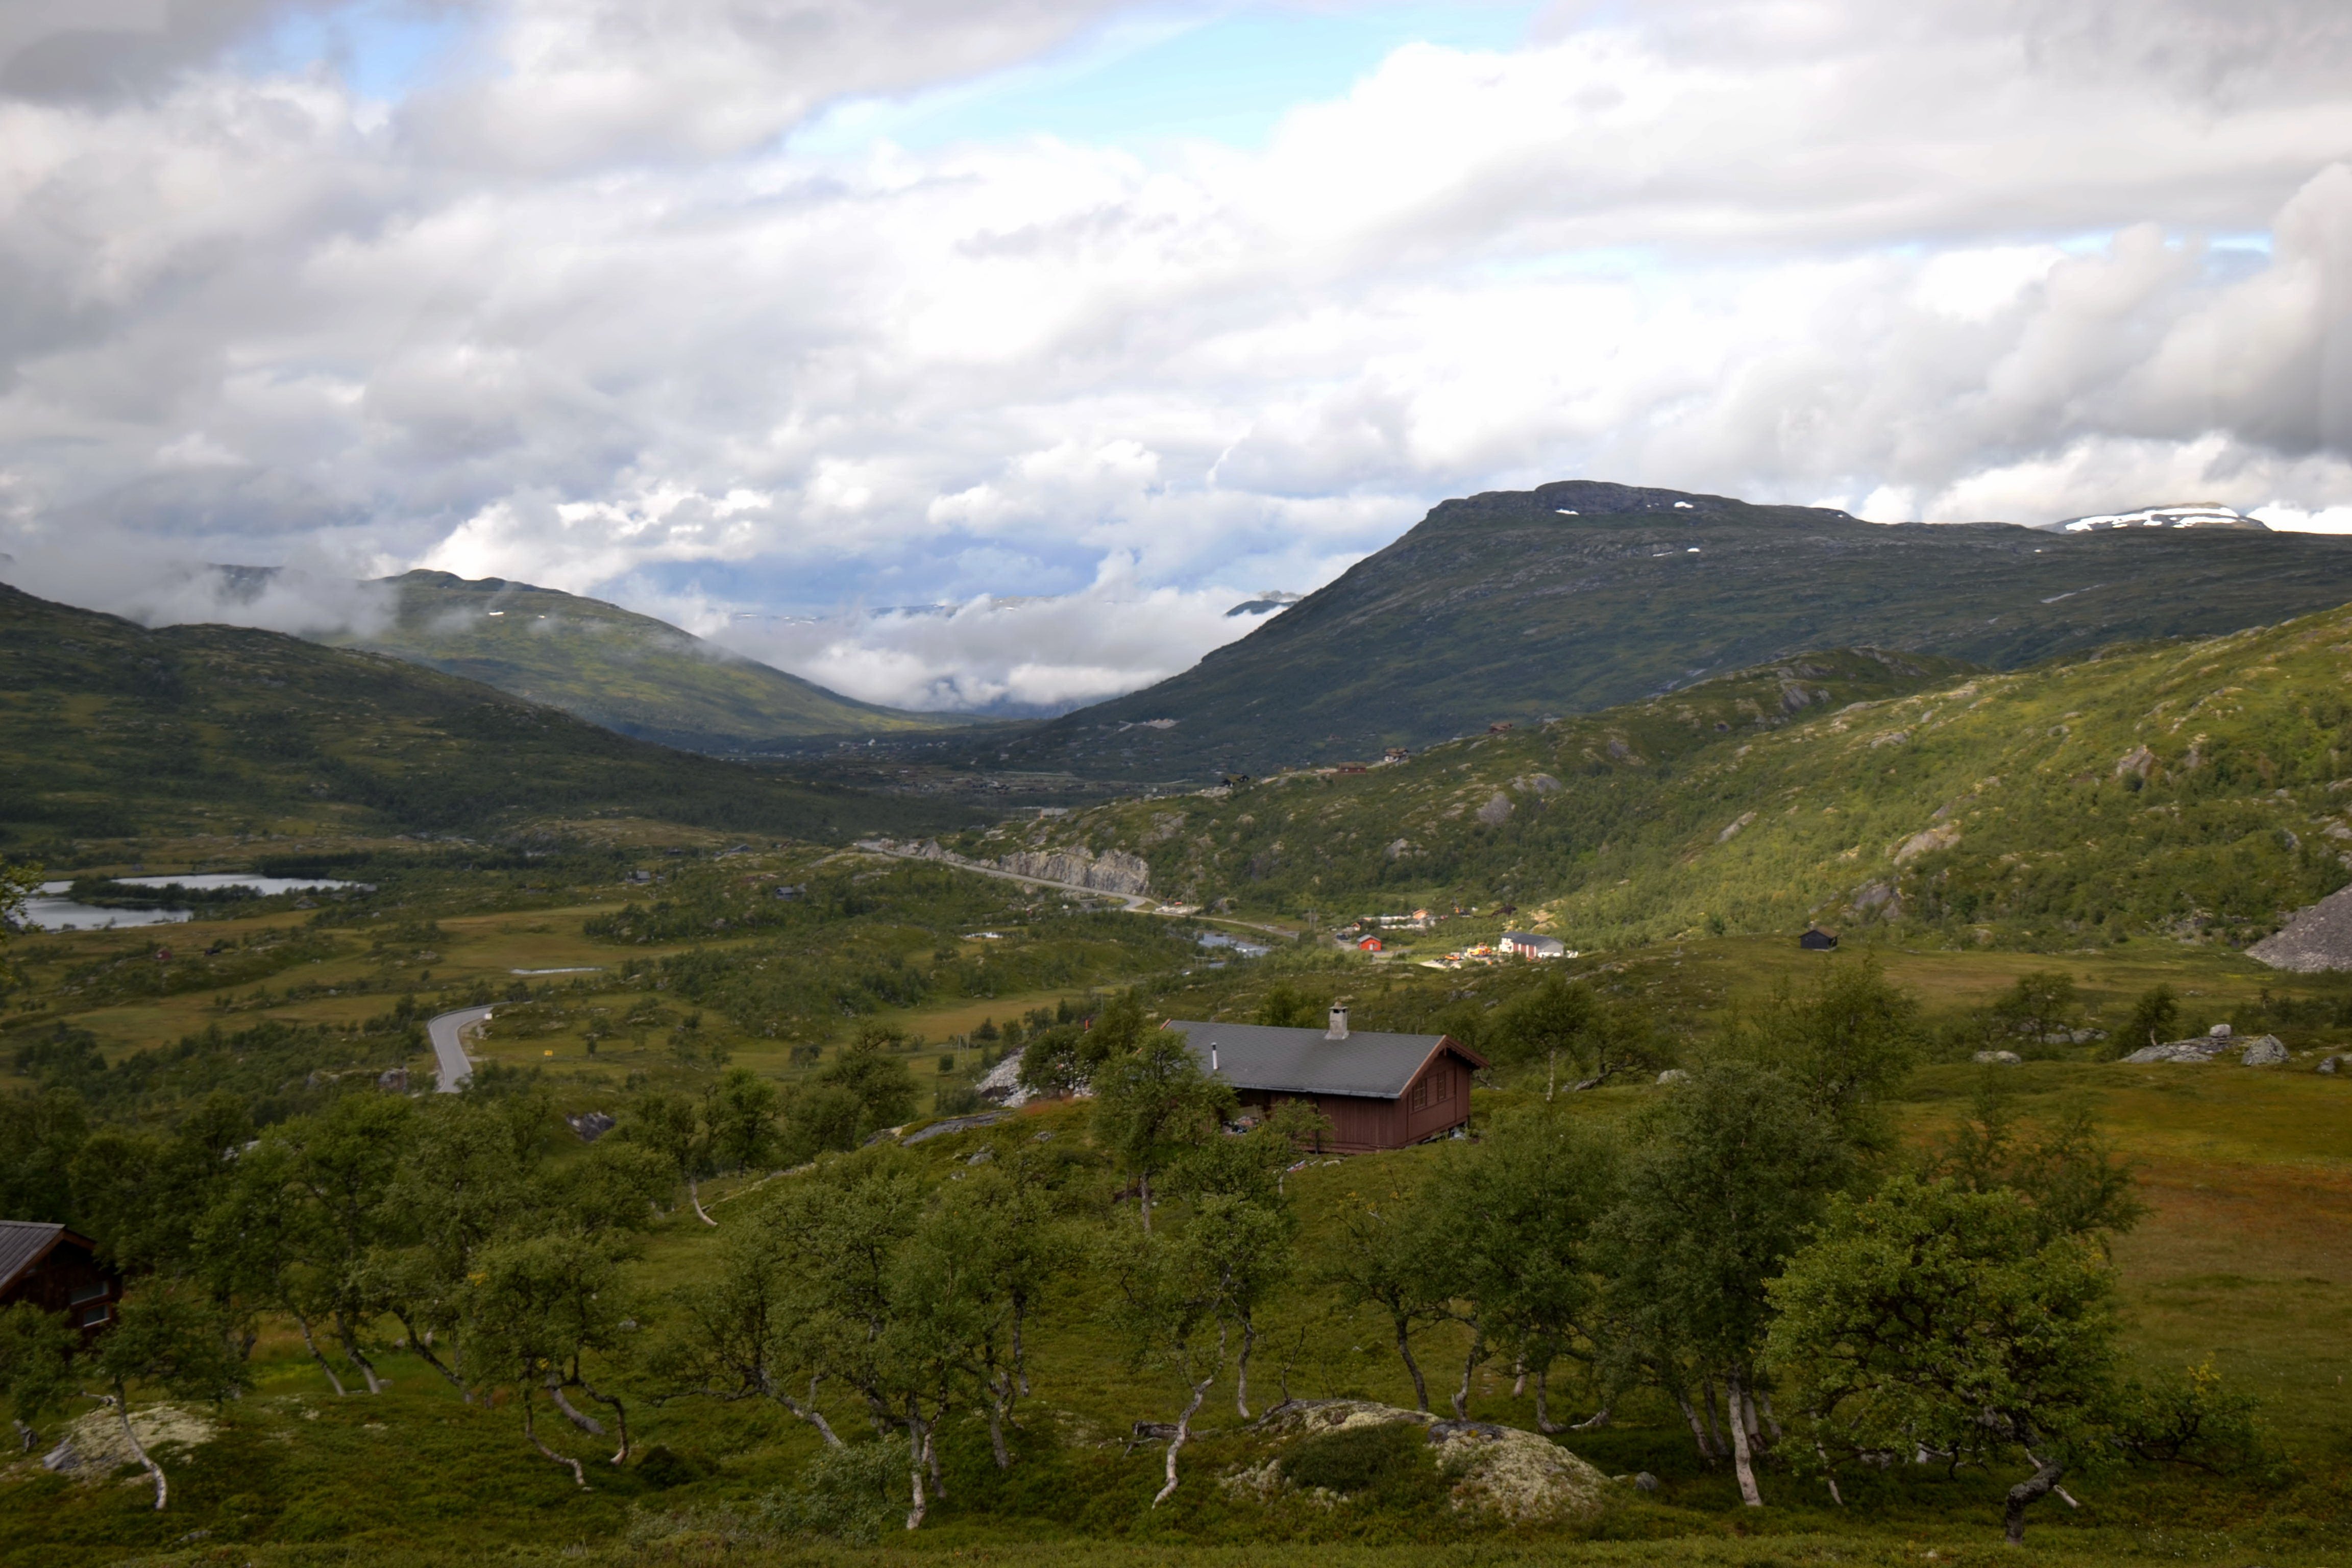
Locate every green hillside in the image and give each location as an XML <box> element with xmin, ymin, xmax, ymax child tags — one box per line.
<box><xmin>995</xmin><ymin>481</ymin><xmax>2352</xmax><ymax>781</ymax></box>
<box><xmin>0</xmin><ymin>583</ymin><xmax>973</xmax><ymax>853</ymax></box>
<box><xmin>952</xmin><ymin>610</ymin><xmax>2352</xmax><ymax>951</ymax></box>
<box><xmin>332</xmin><ymin>571</ymin><xmax>975</xmax><ymax>752</ymax></box>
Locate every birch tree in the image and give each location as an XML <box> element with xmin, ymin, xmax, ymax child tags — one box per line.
<box><xmin>87</xmin><ymin>1281</ymin><xmax>245</xmax><ymax>1510</ymax></box>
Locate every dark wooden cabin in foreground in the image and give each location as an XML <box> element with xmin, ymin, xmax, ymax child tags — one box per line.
<box><xmin>1162</xmin><ymin>1007</ymin><xmax>1486</xmax><ymax>1152</ymax></box>
<box><xmin>0</xmin><ymin>1220</ymin><xmax>120</xmax><ymax>1336</ymax></box>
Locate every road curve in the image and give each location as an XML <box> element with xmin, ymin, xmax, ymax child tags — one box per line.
<box><xmin>426</xmin><ymin>1005</ymin><xmax>494</xmax><ymax>1093</ymax></box>
<box><xmin>852</xmin><ymin>841</ymin><xmax>1157</xmax><ymax>910</ymax></box>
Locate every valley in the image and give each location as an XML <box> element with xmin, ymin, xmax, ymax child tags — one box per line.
<box><xmin>6</xmin><ymin>490</ymin><xmax>2352</xmax><ymax>1568</ymax></box>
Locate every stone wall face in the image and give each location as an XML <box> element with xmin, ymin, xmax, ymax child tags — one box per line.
<box><xmin>868</xmin><ymin>838</ymin><xmax>1151</xmax><ymax>897</ymax></box>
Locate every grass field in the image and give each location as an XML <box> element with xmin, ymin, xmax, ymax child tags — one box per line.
<box><xmin>5</xmin><ymin>847</ymin><xmax>2349</xmax><ymax>1567</ymax></box>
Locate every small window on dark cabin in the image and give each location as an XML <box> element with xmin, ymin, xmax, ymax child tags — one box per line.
<box><xmin>1411</xmin><ymin>1080</ymin><xmax>1430</xmax><ymax>1111</ymax></box>
<box><xmin>79</xmin><ymin>1305</ymin><xmax>110</xmax><ymax>1327</ymax></box>
<box><xmin>69</xmin><ymin>1281</ymin><xmax>109</xmax><ymax>1305</ymax></box>
<box><xmin>1434</xmin><ymin>1068</ymin><xmax>1451</xmax><ymax>1103</ymax></box>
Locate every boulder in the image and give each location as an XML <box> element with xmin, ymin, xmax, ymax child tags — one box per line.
<box><xmin>2123</xmin><ymin>1040</ymin><xmax>2223</xmax><ymax>1063</ymax></box>
<box><xmin>2250</xmin><ymin>883</ymin><xmax>2352</xmax><ymax>971</ymax></box>
<box><xmin>2319</xmin><ymin>1055</ymin><xmax>2340</xmax><ymax>1075</ymax></box>
<box><xmin>2239</xmin><ymin>1035</ymin><xmax>2289</xmax><ymax>1066</ymax></box>
<box><xmin>1973</xmin><ymin>1049</ymin><xmax>2022</xmax><ymax>1065</ymax></box>
<box><xmin>43</xmin><ymin>1404</ymin><xmax>214</xmax><ymax>1479</ymax></box>
<box><xmin>1236</xmin><ymin>1400</ymin><xmax>1608</xmax><ymax>1525</ymax></box>
<box><xmin>1655</xmin><ymin>1069</ymin><xmax>1689</xmax><ymax>1085</ymax></box>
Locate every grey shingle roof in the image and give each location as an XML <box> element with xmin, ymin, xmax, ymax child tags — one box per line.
<box><xmin>0</xmin><ymin>1220</ymin><xmax>64</xmax><ymax>1295</ymax></box>
<box><xmin>1162</xmin><ymin>1020</ymin><xmax>1480</xmax><ymax>1099</ymax></box>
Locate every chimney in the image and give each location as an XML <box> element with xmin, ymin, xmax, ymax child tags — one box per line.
<box><xmin>1326</xmin><ymin>1004</ymin><xmax>1350</xmax><ymax>1040</ymax></box>
<box><xmin>1210</xmin><ymin>1042</ymin><xmax>1219</xmax><ymax>1072</ymax></box>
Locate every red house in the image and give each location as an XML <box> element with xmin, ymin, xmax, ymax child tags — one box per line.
<box><xmin>1163</xmin><ymin>1007</ymin><xmax>1486</xmax><ymax>1152</ymax></box>
<box><xmin>0</xmin><ymin>1221</ymin><xmax>121</xmax><ymax>1336</ymax></box>
<box><xmin>1356</xmin><ymin>935</ymin><xmax>1384</xmax><ymax>951</ymax></box>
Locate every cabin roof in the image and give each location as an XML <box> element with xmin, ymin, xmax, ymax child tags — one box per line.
<box><xmin>1161</xmin><ymin>1019</ymin><xmax>1485</xmax><ymax>1099</ymax></box>
<box><xmin>0</xmin><ymin>1221</ymin><xmax>68</xmax><ymax>1295</ymax></box>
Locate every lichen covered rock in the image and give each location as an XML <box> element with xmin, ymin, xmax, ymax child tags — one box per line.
<box><xmin>1235</xmin><ymin>1399</ymin><xmax>1607</xmax><ymax>1525</ymax></box>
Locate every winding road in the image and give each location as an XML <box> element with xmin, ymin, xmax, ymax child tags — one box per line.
<box><xmin>426</xmin><ymin>1005</ymin><xmax>494</xmax><ymax>1093</ymax></box>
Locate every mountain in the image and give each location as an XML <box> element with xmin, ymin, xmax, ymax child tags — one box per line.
<box><xmin>2040</xmin><ymin>503</ymin><xmax>2269</xmax><ymax>532</ymax></box>
<box><xmin>326</xmin><ymin>571</ymin><xmax>980</xmax><ymax>752</ymax></box>
<box><xmin>985</xmin><ymin>480</ymin><xmax>2352</xmax><ymax>781</ymax></box>
<box><xmin>954</xmin><ymin>608</ymin><xmax>2352</xmax><ymax>953</ymax></box>
<box><xmin>0</xmin><ymin>582</ymin><xmax>974</xmax><ymax>853</ymax></box>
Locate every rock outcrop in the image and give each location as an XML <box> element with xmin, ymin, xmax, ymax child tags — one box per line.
<box><xmin>1233</xmin><ymin>1399</ymin><xmax>1608</xmax><ymax>1525</ymax></box>
<box><xmin>2249</xmin><ymin>884</ymin><xmax>2352</xmax><ymax>971</ymax></box>
<box><xmin>864</xmin><ymin>838</ymin><xmax>1151</xmax><ymax>897</ymax></box>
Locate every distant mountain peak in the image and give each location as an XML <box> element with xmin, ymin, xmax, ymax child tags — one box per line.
<box><xmin>2043</xmin><ymin>503</ymin><xmax>2267</xmax><ymax>533</ymax></box>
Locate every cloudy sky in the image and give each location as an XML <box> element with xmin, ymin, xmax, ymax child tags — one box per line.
<box><xmin>3</xmin><ymin>0</ymin><xmax>2351</xmax><ymax>713</ymax></box>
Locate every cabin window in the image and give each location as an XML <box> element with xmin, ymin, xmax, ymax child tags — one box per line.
<box><xmin>1433</xmin><ymin>1068</ymin><xmax>1452</xmax><ymax>1104</ymax></box>
<box><xmin>1411</xmin><ymin>1080</ymin><xmax>1431</xmax><ymax>1111</ymax></box>
<box><xmin>69</xmin><ymin>1281</ymin><xmax>109</xmax><ymax>1305</ymax></box>
<box><xmin>79</xmin><ymin>1305</ymin><xmax>110</xmax><ymax>1328</ymax></box>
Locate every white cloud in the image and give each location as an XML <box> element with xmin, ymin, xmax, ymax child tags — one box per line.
<box><xmin>2</xmin><ymin>1</ymin><xmax>2352</xmax><ymax>707</ymax></box>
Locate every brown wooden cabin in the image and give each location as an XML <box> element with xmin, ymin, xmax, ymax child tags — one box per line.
<box><xmin>0</xmin><ymin>1220</ymin><xmax>121</xmax><ymax>1337</ymax></box>
<box><xmin>1162</xmin><ymin>1007</ymin><xmax>1487</xmax><ymax>1153</ymax></box>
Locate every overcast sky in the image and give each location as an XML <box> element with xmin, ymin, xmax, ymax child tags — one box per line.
<box><xmin>3</xmin><ymin>0</ymin><xmax>2351</xmax><ymax>712</ymax></box>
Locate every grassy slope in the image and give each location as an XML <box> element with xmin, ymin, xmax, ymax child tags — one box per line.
<box><xmin>0</xmin><ymin>582</ymin><xmax>974</xmax><ymax>853</ymax></box>
<box><xmin>966</xmin><ymin>606</ymin><xmax>2352</xmax><ymax>951</ymax></box>
<box><xmin>995</xmin><ymin>481</ymin><xmax>2352</xmax><ymax>781</ymax></box>
<box><xmin>334</xmin><ymin>571</ymin><xmax>975</xmax><ymax>751</ymax></box>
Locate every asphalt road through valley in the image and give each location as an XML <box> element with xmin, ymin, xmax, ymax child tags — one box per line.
<box><xmin>427</xmin><ymin>1005</ymin><xmax>493</xmax><ymax>1093</ymax></box>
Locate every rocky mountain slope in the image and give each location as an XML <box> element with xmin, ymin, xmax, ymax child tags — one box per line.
<box><xmin>0</xmin><ymin>583</ymin><xmax>971</xmax><ymax>851</ymax></box>
<box><xmin>326</xmin><ymin>571</ymin><xmax>975</xmax><ymax>752</ymax></box>
<box><xmin>989</xmin><ymin>481</ymin><xmax>2352</xmax><ymax>781</ymax></box>
<box><xmin>952</xmin><ymin>611</ymin><xmax>2352</xmax><ymax>954</ymax></box>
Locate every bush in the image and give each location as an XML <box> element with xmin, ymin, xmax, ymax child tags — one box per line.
<box><xmin>764</xmin><ymin>1436</ymin><xmax>911</xmax><ymax>1544</ymax></box>
<box><xmin>1277</xmin><ymin>1422</ymin><xmax>1444</xmax><ymax>1507</ymax></box>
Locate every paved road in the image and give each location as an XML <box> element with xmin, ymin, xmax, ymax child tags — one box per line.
<box><xmin>426</xmin><ymin>1006</ymin><xmax>494</xmax><ymax>1093</ymax></box>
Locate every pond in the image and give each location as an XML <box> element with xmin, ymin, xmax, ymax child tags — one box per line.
<box><xmin>1196</xmin><ymin>929</ymin><xmax>1271</xmax><ymax>959</ymax></box>
<box><xmin>17</xmin><ymin>874</ymin><xmax>373</xmax><ymax>932</ymax></box>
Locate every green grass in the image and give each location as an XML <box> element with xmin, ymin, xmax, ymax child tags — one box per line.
<box><xmin>969</xmin><ymin>599</ymin><xmax>2352</xmax><ymax>953</ymax></box>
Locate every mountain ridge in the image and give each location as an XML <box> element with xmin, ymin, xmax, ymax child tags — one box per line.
<box><xmin>982</xmin><ymin>480</ymin><xmax>2352</xmax><ymax>781</ymax></box>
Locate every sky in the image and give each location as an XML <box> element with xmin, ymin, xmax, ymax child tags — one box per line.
<box><xmin>2</xmin><ymin>0</ymin><xmax>2351</xmax><ymax>714</ymax></box>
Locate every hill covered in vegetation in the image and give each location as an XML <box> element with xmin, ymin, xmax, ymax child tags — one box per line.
<box><xmin>0</xmin><ymin>583</ymin><xmax>972</xmax><ymax>854</ymax></box>
<box><xmin>994</xmin><ymin>481</ymin><xmax>2352</xmax><ymax>781</ymax></box>
<box><xmin>954</xmin><ymin>609</ymin><xmax>2352</xmax><ymax>952</ymax></box>
<box><xmin>329</xmin><ymin>571</ymin><xmax>976</xmax><ymax>752</ymax></box>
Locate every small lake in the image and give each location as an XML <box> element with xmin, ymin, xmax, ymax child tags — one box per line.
<box><xmin>1196</xmin><ymin>930</ymin><xmax>1271</xmax><ymax>959</ymax></box>
<box><xmin>19</xmin><ymin>875</ymin><xmax>372</xmax><ymax>933</ymax></box>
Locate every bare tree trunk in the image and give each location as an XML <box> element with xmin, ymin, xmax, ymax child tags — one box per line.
<box><xmin>1725</xmin><ymin>1370</ymin><xmax>1762</xmax><ymax>1508</ymax></box>
<box><xmin>1235</xmin><ymin>1318</ymin><xmax>1255</xmax><ymax>1418</ymax></box>
<box><xmin>108</xmin><ymin>1393</ymin><xmax>168</xmax><ymax>1510</ymax></box>
<box><xmin>1153</xmin><ymin>1369</ymin><xmax>1217</xmax><ymax>1506</ymax></box>
<box><xmin>547</xmin><ymin>1378</ymin><xmax>606</xmax><ymax>1436</ymax></box>
<box><xmin>1512</xmin><ymin>1360</ymin><xmax>1528</xmax><ymax>1398</ymax></box>
<box><xmin>688</xmin><ymin>1175</ymin><xmax>718</xmax><ymax>1227</ymax></box>
<box><xmin>1547</xmin><ymin>1049</ymin><xmax>1557</xmax><ymax>1101</ymax></box>
<box><xmin>1698</xmin><ymin>1377</ymin><xmax>1727</xmax><ymax>1458</ymax></box>
<box><xmin>13</xmin><ymin>1418</ymin><xmax>35</xmax><ymax>1455</ymax></box>
<box><xmin>986</xmin><ymin>1373</ymin><xmax>1013</xmax><ymax>1470</ymax></box>
<box><xmin>335</xmin><ymin>1315</ymin><xmax>384</xmax><ymax>1394</ymax></box>
<box><xmin>1739</xmin><ymin>1382</ymin><xmax>1766</xmax><ymax>1452</ymax></box>
<box><xmin>293</xmin><ymin>1312</ymin><xmax>348</xmax><ymax>1396</ymax></box>
<box><xmin>1395</xmin><ymin>1318</ymin><xmax>1430</xmax><ymax>1412</ymax></box>
<box><xmin>903</xmin><ymin>1412</ymin><xmax>929</xmax><ymax>1529</ymax></box>
<box><xmin>1533</xmin><ymin>1367</ymin><xmax>1558</xmax><ymax>1433</ymax></box>
<box><xmin>1758</xmin><ymin>1390</ymin><xmax>1782</xmax><ymax>1445</ymax></box>
<box><xmin>1452</xmin><ymin>1326</ymin><xmax>1483</xmax><ymax>1420</ymax></box>
<box><xmin>521</xmin><ymin>1390</ymin><xmax>588</xmax><ymax>1489</ymax></box>
<box><xmin>766</xmin><ymin>1373</ymin><xmax>845</xmax><ymax>1449</ymax></box>
<box><xmin>926</xmin><ymin>1421</ymin><xmax>945</xmax><ymax>1499</ymax></box>
<box><xmin>576</xmin><ymin>1378</ymin><xmax>631</xmax><ymax>1464</ymax></box>
<box><xmin>1676</xmin><ymin>1391</ymin><xmax>1718</xmax><ymax>1464</ymax></box>
<box><xmin>395</xmin><ymin>1311</ymin><xmax>468</xmax><ymax>1396</ymax></box>
<box><xmin>2004</xmin><ymin>1455</ymin><xmax>2066</xmax><ymax>1546</ymax></box>
<box><xmin>1815</xmin><ymin>1440</ymin><xmax>1844</xmax><ymax>1505</ymax></box>
<box><xmin>1139</xmin><ymin>1170</ymin><xmax>1153</xmax><ymax>1232</ymax></box>
<box><xmin>1571</xmin><ymin>1404</ymin><xmax>1613</xmax><ymax>1431</ymax></box>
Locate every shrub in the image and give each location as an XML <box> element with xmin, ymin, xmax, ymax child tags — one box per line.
<box><xmin>764</xmin><ymin>1436</ymin><xmax>911</xmax><ymax>1544</ymax></box>
<box><xmin>1277</xmin><ymin>1422</ymin><xmax>1442</xmax><ymax>1506</ymax></box>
